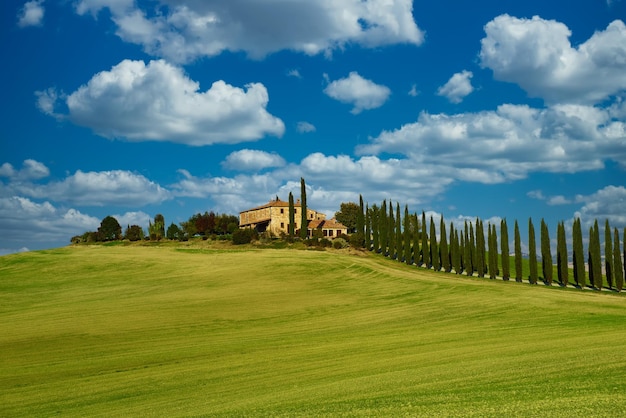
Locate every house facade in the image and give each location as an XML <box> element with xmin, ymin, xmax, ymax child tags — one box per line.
<box><xmin>239</xmin><ymin>197</ymin><xmax>347</xmax><ymax>237</ymax></box>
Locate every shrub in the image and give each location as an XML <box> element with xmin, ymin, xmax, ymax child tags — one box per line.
<box><xmin>320</xmin><ymin>238</ymin><xmax>332</xmax><ymax>248</ymax></box>
<box><xmin>333</xmin><ymin>238</ymin><xmax>348</xmax><ymax>249</ymax></box>
<box><xmin>232</xmin><ymin>228</ymin><xmax>257</xmax><ymax>245</ymax></box>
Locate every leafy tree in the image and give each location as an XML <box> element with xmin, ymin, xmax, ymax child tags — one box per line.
<box><xmin>403</xmin><ymin>205</ymin><xmax>411</xmax><ymax>265</ymax></box>
<box><xmin>125</xmin><ymin>224</ymin><xmax>144</xmax><ymax>241</ymax></box>
<box><xmin>440</xmin><ymin>216</ymin><xmax>450</xmax><ymax>272</ymax></box>
<box><xmin>615</xmin><ymin>228</ymin><xmax>624</xmax><ymax>292</ymax></box>
<box><xmin>421</xmin><ymin>211</ymin><xmax>429</xmax><ymax>267</ymax></box>
<box><xmin>335</xmin><ymin>202</ymin><xmax>360</xmax><ymax>233</ymax></box>
<box><xmin>605</xmin><ymin>219</ymin><xmax>613</xmax><ymax>289</ymax></box>
<box><xmin>573</xmin><ymin>218</ymin><xmax>586</xmax><ymax>288</ymax></box>
<box><xmin>501</xmin><ymin>219</ymin><xmax>510</xmax><ymax>281</ymax></box>
<box><xmin>365</xmin><ymin>203</ymin><xmax>371</xmax><ymax>250</ymax></box>
<box><xmin>300</xmin><ymin>178</ymin><xmax>308</xmax><ymax>239</ymax></box>
<box><xmin>557</xmin><ymin>221</ymin><xmax>569</xmax><ymax>286</ymax></box>
<box><xmin>166</xmin><ymin>222</ymin><xmax>183</xmax><ymax>240</ymax></box>
<box><xmin>430</xmin><ymin>216</ymin><xmax>439</xmax><ymax>271</ymax></box>
<box><xmin>288</xmin><ymin>192</ymin><xmax>295</xmax><ymax>238</ymax></box>
<box><xmin>98</xmin><ymin>216</ymin><xmax>122</xmax><ymax>241</ymax></box>
<box><xmin>528</xmin><ymin>218</ymin><xmax>538</xmax><ymax>284</ymax></box>
<box><xmin>154</xmin><ymin>214</ymin><xmax>165</xmax><ymax>238</ymax></box>
<box><xmin>180</xmin><ymin>220</ymin><xmax>197</xmax><ymax>240</ymax></box>
<box><xmin>540</xmin><ymin>219</ymin><xmax>553</xmax><ymax>285</ymax></box>
<box><xmin>514</xmin><ymin>220</ymin><xmax>522</xmax><ymax>282</ymax></box>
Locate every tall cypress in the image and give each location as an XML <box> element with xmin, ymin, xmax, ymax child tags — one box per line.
<box><xmin>540</xmin><ymin>219</ymin><xmax>553</xmax><ymax>285</ymax></box>
<box><xmin>404</xmin><ymin>205</ymin><xmax>411</xmax><ymax>265</ymax></box>
<box><xmin>453</xmin><ymin>229</ymin><xmax>462</xmax><ymax>274</ymax></box>
<box><xmin>557</xmin><ymin>221</ymin><xmax>569</xmax><ymax>286</ymax></box>
<box><xmin>501</xmin><ymin>219</ymin><xmax>510</xmax><ymax>281</ymax></box>
<box><xmin>590</xmin><ymin>220</ymin><xmax>603</xmax><ymax>289</ymax></box>
<box><xmin>299</xmin><ymin>178</ymin><xmax>308</xmax><ymax>239</ymax></box>
<box><xmin>460</xmin><ymin>228</ymin><xmax>466</xmax><ymax>274</ymax></box>
<box><xmin>605</xmin><ymin>219</ymin><xmax>613</xmax><ymax>289</ymax></box>
<box><xmin>380</xmin><ymin>200</ymin><xmax>388</xmax><ymax>254</ymax></box>
<box><xmin>528</xmin><ymin>218</ymin><xmax>538</xmax><ymax>284</ymax></box>
<box><xmin>468</xmin><ymin>221</ymin><xmax>475</xmax><ymax>276</ymax></box>
<box><xmin>488</xmin><ymin>223</ymin><xmax>498</xmax><ymax>279</ymax></box>
<box><xmin>476</xmin><ymin>219</ymin><xmax>485</xmax><ymax>278</ymax></box>
<box><xmin>440</xmin><ymin>217</ymin><xmax>450</xmax><ymax>272</ymax></box>
<box><xmin>371</xmin><ymin>204</ymin><xmax>379</xmax><ymax>252</ymax></box>
<box><xmin>412</xmin><ymin>213</ymin><xmax>420</xmax><ymax>267</ymax></box>
<box><xmin>388</xmin><ymin>201</ymin><xmax>396</xmax><ymax>258</ymax></box>
<box><xmin>614</xmin><ymin>228</ymin><xmax>624</xmax><ymax>292</ymax></box>
<box><xmin>430</xmin><ymin>217</ymin><xmax>439</xmax><ymax>271</ymax></box>
<box><xmin>573</xmin><ymin>218</ymin><xmax>586</xmax><ymax>288</ymax></box>
<box><xmin>357</xmin><ymin>195</ymin><xmax>365</xmax><ymax>240</ymax></box>
<box><xmin>288</xmin><ymin>192</ymin><xmax>295</xmax><ymax>237</ymax></box>
<box><xmin>514</xmin><ymin>220</ymin><xmax>522</xmax><ymax>282</ymax></box>
<box><xmin>395</xmin><ymin>203</ymin><xmax>402</xmax><ymax>261</ymax></box>
<box><xmin>421</xmin><ymin>211</ymin><xmax>429</xmax><ymax>267</ymax></box>
<box><xmin>365</xmin><ymin>204</ymin><xmax>371</xmax><ymax>250</ymax></box>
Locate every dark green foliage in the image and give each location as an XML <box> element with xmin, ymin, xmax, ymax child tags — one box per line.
<box><xmin>395</xmin><ymin>203</ymin><xmax>402</xmax><ymax>260</ymax></box>
<box><xmin>300</xmin><ymin>178</ymin><xmax>308</xmax><ymax>239</ymax></box>
<box><xmin>440</xmin><ymin>217</ymin><xmax>450</xmax><ymax>272</ymax></box>
<box><xmin>380</xmin><ymin>201</ymin><xmax>388</xmax><ymax>255</ymax></box>
<box><xmin>488</xmin><ymin>223</ymin><xmax>497</xmax><ymax>279</ymax></box>
<box><xmin>501</xmin><ymin>219</ymin><xmax>510</xmax><ymax>281</ymax></box>
<box><xmin>388</xmin><ymin>202</ymin><xmax>396</xmax><ymax>258</ymax></box>
<box><xmin>540</xmin><ymin>219</ymin><xmax>553</xmax><ymax>285</ymax></box>
<box><xmin>573</xmin><ymin>218</ymin><xmax>586</xmax><ymax>288</ymax></box>
<box><xmin>232</xmin><ymin>228</ymin><xmax>258</xmax><ymax>245</ymax></box>
<box><xmin>288</xmin><ymin>192</ymin><xmax>295</xmax><ymax>238</ymax></box>
<box><xmin>371</xmin><ymin>204</ymin><xmax>379</xmax><ymax>252</ymax></box>
<box><xmin>589</xmin><ymin>221</ymin><xmax>603</xmax><ymax>289</ymax></box>
<box><xmin>99</xmin><ymin>216</ymin><xmax>122</xmax><ymax>241</ymax></box>
<box><xmin>412</xmin><ymin>213</ymin><xmax>420</xmax><ymax>268</ymax></box>
<box><xmin>453</xmin><ymin>228</ymin><xmax>461</xmax><ymax>274</ymax></box>
<box><xmin>365</xmin><ymin>204</ymin><xmax>371</xmax><ymax>250</ymax></box>
<box><xmin>514</xmin><ymin>220</ymin><xmax>522</xmax><ymax>282</ymax></box>
<box><xmin>403</xmin><ymin>206</ymin><xmax>411</xmax><ymax>265</ymax></box>
<box><xmin>466</xmin><ymin>221</ymin><xmax>474</xmax><ymax>276</ymax></box>
<box><xmin>421</xmin><ymin>211</ymin><xmax>429</xmax><ymax>267</ymax></box>
<box><xmin>557</xmin><ymin>222</ymin><xmax>569</xmax><ymax>286</ymax></box>
<box><xmin>357</xmin><ymin>195</ymin><xmax>365</xmax><ymax>238</ymax></box>
<box><xmin>528</xmin><ymin>218</ymin><xmax>538</xmax><ymax>284</ymax></box>
<box><xmin>335</xmin><ymin>202</ymin><xmax>360</xmax><ymax>234</ymax></box>
<box><xmin>605</xmin><ymin>220</ymin><xmax>613</xmax><ymax>289</ymax></box>
<box><xmin>615</xmin><ymin>228</ymin><xmax>624</xmax><ymax>292</ymax></box>
<box><xmin>125</xmin><ymin>224</ymin><xmax>144</xmax><ymax>241</ymax></box>
<box><xmin>430</xmin><ymin>217</ymin><xmax>439</xmax><ymax>271</ymax></box>
<box><xmin>166</xmin><ymin>223</ymin><xmax>184</xmax><ymax>241</ymax></box>
<box><xmin>475</xmin><ymin>219</ymin><xmax>485</xmax><ymax>278</ymax></box>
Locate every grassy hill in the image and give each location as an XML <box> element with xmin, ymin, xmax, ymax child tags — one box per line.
<box><xmin>1</xmin><ymin>243</ymin><xmax>625</xmax><ymax>416</ymax></box>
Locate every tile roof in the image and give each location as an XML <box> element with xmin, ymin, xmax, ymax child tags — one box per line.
<box><xmin>308</xmin><ymin>218</ymin><xmax>347</xmax><ymax>230</ymax></box>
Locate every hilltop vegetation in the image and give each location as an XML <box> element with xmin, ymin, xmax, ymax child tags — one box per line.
<box><xmin>1</xmin><ymin>244</ymin><xmax>625</xmax><ymax>416</ymax></box>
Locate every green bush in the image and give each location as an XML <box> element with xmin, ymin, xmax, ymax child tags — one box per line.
<box><xmin>232</xmin><ymin>228</ymin><xmax>257</xmax><ymax>245</ymax></box>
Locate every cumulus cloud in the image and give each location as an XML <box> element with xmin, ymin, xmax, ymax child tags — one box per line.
<box><xmin>574</xmin><ymin>185</ymin><xmax>626</xmax><ymax>228</ymax></box>
<box><xmin>74</xmin><ymin>0</ymin><xmax>424</xmax><ymax>62</ymax></box>
<box><xmin>358</xmin><ymin>103</ymin><xmax>626</xmax><ymax>183</ymax></box>
<box><xmin>0</xmin><ymin>159</ymin><xmax>50</xmax><ymax>181</ymax></box>
<box><xmin>37</xmin><ymin>59</ymin><xmax>284</xmax><ymax>146</ymax></box>
<box><xmin>296</xmin><ymin>121</ymin><xmax>316</xmax><ymax>133</ymax></box>
<box><xmin>324</xmin><ymin>72</ymin><xmax>391</xmax><ymax>114</ymax></box>
<box><xmin>480</xmin><ymin>15</ymin><xmax>626</xmax><ymax>104</ymax></box>
<box><xmin>437</xmin><ymin>70</ymin><xmax>474</xmax><ymax>103</ymax></box>
<box><xmin>113</xmin><ymin>211</ymin><xmax>151</xmax><ymax>229</ymax></box>
<box><xmin>222</xmin><ymin>149</ymin><xmax>286</xmax><ymax>171</ymax></box>
<box><xmin>17</xmin><ymin>0</ymin><xmax>45</xmax><ymax>27</ymax></box>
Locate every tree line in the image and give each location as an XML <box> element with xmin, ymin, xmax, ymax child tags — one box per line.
<box><xmin>349</xmin><ymin>196</ymin><xmax>625</xmax><ymax>292</ymax></box>
<box><xmin>71</xmin><ymin>211</ymin><xmax>239</xmax><ymax>244</ymax></box>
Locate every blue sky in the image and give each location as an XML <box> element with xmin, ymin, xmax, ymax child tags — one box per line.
<box><xmin>1</xmin><ymin>0</ymin><xmax>625</xmax><ymax>254</ymax></box>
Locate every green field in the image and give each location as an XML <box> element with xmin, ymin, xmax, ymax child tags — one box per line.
<box><xmin>1</xmin><ymin>244</ymin><xmax>625</xmax><ymax>417</ymax></box>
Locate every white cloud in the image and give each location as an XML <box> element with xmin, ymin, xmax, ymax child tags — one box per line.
<box><xmin>287</xmin><ymin>69</ymin><xmax>302</xmax><ymax>79</ymax></box>
<box><xmin>408</xmin><ymin>84</ymin><xmax>420</xmax><ymax>97</ymax></box>
<box><xmin>437</xmin><ymin>70</ymin><xmax>474</xmax><ymax>104</ymax></box>
<box><xmin>547</xmin><ymin>195</ymin><xmax>572</xmax><ymax>206</ymax></box>
<box><xmin>296</xmin><ymin>121</ymin><xmax>316</xmax><ymax>133</ymax></box>
<box><xmin>574</xmin><ymin>186</ymin><xmax>626</xmax><ymax>228</ymax></box>
<box><xmin>74</xmin><ymin>0</ymin><xmax>424</xmax><ymax>63</ymax></box>
<box><xmin>0</xmin><ymin>196</ymin><xmax>100</xmax><ymax>245</ymax></box>
<box><xmin>324</xmin><ymin>72</ymin><xmax>391</xmax><ymax>114</ymax></box>
<box><xmin>358</xmin><ymin>103</ymin><xmax>626</xmax><ymax>183</ymax></box>
<box><xmin>222</xmin><ymin>149</ymin><xmax>286</xmax><ymax>171</ymax></box>
<box><xmin>480</xmin><ymin>15</ymin><xmax>626</xmax><ymax>104</ymax></box>
<box><xmin>38</xmin><ymin>59</ymin><xmax>285</xmax><ymax>146</ymax></box>
<box><xmin>113</xmin><ymin>211</ymin><xmax>151</xmax><ymax>229</ymax></box>
<box><xmin>17</xmin><ymin>0</ymin><xmax>45</xmax><ymax>28</ymax></box>
<box><xmin>0</xmin><ymin>159</ymin><xmax>50</xmax><ymax>181</ymax></box>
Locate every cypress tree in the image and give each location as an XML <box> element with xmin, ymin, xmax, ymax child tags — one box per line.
<box><xmin>357</xmin><ymin>195</ymin><xmax>365</xmax><ymax>239</ymax></box>
<box><xmin>529</xmin><ymin>218</ymin><xmax>538</xmax><ymax>284</ymax></box>
<box><xmin>588</xmin><ymin>226</ymin><xmax>595</xmax><ymax>288</ymax></box>
<box><xmin>514</xmin><ymin>220</ymin><xmax>522</xmax><ymax>282</ymax></box>
<box><xmin>590</xmin><ymin>220</ymin><xmax>603</xmax><ymax>289</ymax></box>
<box><xmin>468</xmin><ymin>221</ymin><xmax>475</xmax><ymax>276</ymax></box>
<box><xmin>440</xmin><ymin>217</ymin><xmax>450</xmax><ymax>272</ymax></box>
<box><xmin>488</xmin><ymin>223</ymin><xmax>498</xmax><ymax>279</ymax></box>
<box><xmin>421</xmin><ymin>211</ymin><xmax>429</xmax><ymax>267</ymax></box>
<box><xmin>299</xmin><ymin>178</ymin><xmax>308</xmax><ymax>239</ymax></box>
<box><xmin>412</xmin><ymin>213</ymin><xmax>420</xmax><ymax>267</ymax></box>
<box><xmin>449</xmin><ymin>222</ymin><xmax>455</xmax><ymax>272</ymax></box>
<box><xmin>605</xmin><ymin>220</ymin><xmax>613</xmax><ymax>289</ymax></box>
<box><xmin>288</xmin><ymin>192</ymin><xmax>295</xmax><ymax>238</ymax></box>
<box><xmin>395</xmin><ymin>203</ymin><xmax>402</xmax><ymax>261</ymax></box>
<box><xmin>573</xmin><ymin>218</ymin><xmax>586</xmax><ymax>288</ymax></box>
<box><xmin>388</xmin><ymin>201</ymin><xmax>396</xmax><ymax>258</ymax></box>
<box><xmin>476</xmin><ymin>219</ymin><xmax>485</xmax><ymax>278</ymax></box>
<box><xmin>557</xmin><ymin>221</ymin><xmax>569</xmax><ymax>286</ymax></box>
<box><xmin>430</xmin><ymin>217</ymin><xmax>439</xmax><ymax>270</ymax></box>
<box><xmin>365</xmin><ymin>204</ymin><xmax>371</xmax><ymax>250</ymax></box>
<box><xmin>501</xmin><ymin>219</ymin><xmax>510</xmax><ymax>281</ymax></box>
<box><xmin>380</xmin><ymin>200</ymin><xmax>388</xmax><ymax>254</ymax></box>
<box><xmin>614</xmin><ymin>228</ymin><xmax>624</xmax><ymax>292</ymax></box>
<box><xmin>540</xmin><ymin>219</ymin><xmax>553</xmax><ymax>285</ymax></box>
<box><xmin>453</xmin><ymin>228</ymin><xmax>462</xmax><ymax>274</ymax></box>
<box><xmin>460</xmin><ymin>228</ymin><xmax>466</xmax><ymax>274</ymax></box>
<box><xmin>404</xmin><ymin>205</ymin><xmax>411</xmax><ymax>265</ymax></box>
<box><xmin>371</xmin><ymin>204</ymin><xmax>380</xmax><ymax>252</ymax></box>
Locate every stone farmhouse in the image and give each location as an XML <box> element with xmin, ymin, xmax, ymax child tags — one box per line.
<box><xmin>239</xmin><ymin>197</ymin><xmax>348</xmax><ymax>238</ymax></box>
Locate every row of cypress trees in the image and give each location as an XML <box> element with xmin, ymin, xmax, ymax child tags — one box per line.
<box><xmin>356</xmin><ymin>196</ymin><xmax>625</xmax><ymax>292</ymax></box>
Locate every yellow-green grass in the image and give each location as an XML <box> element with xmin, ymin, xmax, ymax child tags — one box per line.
<box><xmin>1</xmin><ymin>245</ymin><xmax>625</xmax><ymax>417</ymax></box>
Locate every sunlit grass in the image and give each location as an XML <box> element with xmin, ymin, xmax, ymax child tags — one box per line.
<box><xmin>1</xmin><ymin>245</ymin><xmax>625</xmax><ymax>416</ymax></box>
